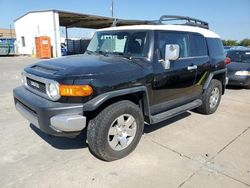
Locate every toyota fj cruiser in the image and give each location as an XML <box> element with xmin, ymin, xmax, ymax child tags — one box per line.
<box><xmin>13</xmin><ymin>16</ymin><xmax>227</xmax><ymax>161</ymax></box>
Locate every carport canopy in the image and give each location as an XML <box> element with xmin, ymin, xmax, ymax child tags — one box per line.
<box><xmin>57</xmin><ymin>10</ymin><xmax>149</xmax><ymax>29</ymax></box>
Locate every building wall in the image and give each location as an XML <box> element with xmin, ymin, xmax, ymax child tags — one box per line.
<box><xmin>14</xmin><ymin>11</ymin><xmax>61</xmax><ymax>57</ymax></box>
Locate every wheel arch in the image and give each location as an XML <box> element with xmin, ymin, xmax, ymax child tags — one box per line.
<box><xmin>83</xmin><ymin>86</ymin><xmax>151</xmax><ymax>122</ymax></box>
<box><xmin>203</xmin><ymin>68</ymin><xmax>227</xmax><ymax>95</ymax></box>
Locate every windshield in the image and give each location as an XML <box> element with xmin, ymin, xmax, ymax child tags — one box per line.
<box><xmin>227</xmin><ymin>51</ymin><xmax>250</xmax><ymax>63</ymax></box>
<box><xmin>87</xmin><ymin>30</ymin><xmax>149</xmax><ymax>58</ymax></box>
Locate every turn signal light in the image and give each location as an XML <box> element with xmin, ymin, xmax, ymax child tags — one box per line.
<box><xmin>59</xmin><ymin>85</ymin><xmax>93</xmax><ymax>97</ymax></box>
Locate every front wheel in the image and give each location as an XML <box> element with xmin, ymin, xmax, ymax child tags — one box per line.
<box><xmin>245</xmin><ymin>84</ymin><xmax>250</xmax><ymax>89</ymax></box>
<box><xmin>87</xmin><ymin>100</ymin><xmax>144</xmax><ymax>161</ymax></box>
<box><xmin>196</xmin><ymin>79</ymin><xmax>222</xmax><ymax>115</ymax></box>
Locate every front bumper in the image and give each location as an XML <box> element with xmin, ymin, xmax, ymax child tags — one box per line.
<box><xmin>227</xmin><ymin>74</ymin><xmax>250</xmax><ymax>86</ymax></box>
<box><xmin>13</xmin><ymin>86</ymin><xmax>86</xmax><ymax>137</ymax></box>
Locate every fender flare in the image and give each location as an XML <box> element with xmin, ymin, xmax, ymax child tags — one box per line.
<box><xmin>82</xmin><ymin>86</ymin><xmax>151</xmax><ymax>116</ymax></box>
<box><xmin>203</xmin><ymin>68</ymin><xmax>227</xmax><ymax>90</ymax></box>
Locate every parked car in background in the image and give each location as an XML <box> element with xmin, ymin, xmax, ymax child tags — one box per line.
<box><xmin>0</xmin><ymin>38</ymin><xmax>15</xmax><ymax>55</ymax></box>
<box><xmin>224</xmin><ymin>46</ymin><xmax>232</xmax><ymax>53</ymax></box>
<box><xmin>226</xmin><ymin>49</ymin><xmax>250</xmax><ymax>89</ymax></box>
<box><xmin>230</xmin><ymin>46</ymin><xmax>249</xmax><ymax>50</ymax></box>
<box><xmin>61</xmin><ymin>43</ymin><xmax>67</xmax><ymax>56</ymax></box>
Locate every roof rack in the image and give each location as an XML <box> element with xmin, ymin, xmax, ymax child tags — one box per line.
<box><xmin>155</xmin><ymin>15</ymin><xmax>209</xmax><ymax>29</ymax></box>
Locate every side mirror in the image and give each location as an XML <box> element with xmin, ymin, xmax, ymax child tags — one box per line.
<box><xmin>160</xmin><ymin>44</ymin><xmax>180</xmax><ymax>69</ymax></box>
<box><xmin>165</xmin><ymin>44</ymin><xmax>180</xmax><ymax>61</ymax></box>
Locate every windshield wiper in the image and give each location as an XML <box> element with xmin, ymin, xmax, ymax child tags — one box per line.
<box><xmin>86</xmin><ymin>50</ymin><xmax>109</xmax><ymax>56</ymax></box>
<box><xmin>88</xmin><ymin>50</ymin><xmax>145</xmax><ymax>61</ymax></box>
<box><xmin>96</xmin><ymin>51</ymin><xmax>131</xmax><ymax>59</ymax></box>
<box><xmin>111</xmin><ymin>52</ymin><xmax>139</xmax><ymax>60</ymax></box>
<box><xmin>86</xmin><ymin>50</ymin><xmax>93</xmax><ymax>55</ymax></box>
<box><xmin>86</xmin><ymin>50</ymin><xmax>102</xmax><ymax>56</ymax></box>
<box><xmin>109</xmin><ymin>52</ymin><xmax>130</xmax><ymax>60</ymax></box>
<box><xmin>121</xmin><ymin>53</ymin><xmax>146</xmax><ymax>61</ymax></box>
<box><xmin>96</xmin><ymin>50</ymin><xmax>110</xmax><ymax>57</ymax></box>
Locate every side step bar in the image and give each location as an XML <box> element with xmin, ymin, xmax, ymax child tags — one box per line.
<box><xmin>150</xmin><ymin>99</ymin><xmax>202</xmax><ymax>124</ymax></box>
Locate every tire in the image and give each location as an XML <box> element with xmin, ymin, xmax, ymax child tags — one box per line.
<box><xmin>245</xmin><ymin>84</ymin><xmax>250</xmax><ymax>89</ymax></box>
<box><xmin>196</xmin><ymin>79</ymin><xmax>222</xmax><ymax>115</ymax></box>
<box><xmin>87</xmin><ymin>100</ymin><xmax>144</xmax><ymax>161</ymax></box>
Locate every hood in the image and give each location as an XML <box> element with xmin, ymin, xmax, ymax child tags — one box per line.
<box><xmin>227</xmin><ymin>62</ymin><xmax>250</xmax><ymax>72</ymax></box>
<box><xmin>25</xmin><ymin>54</ymin><xmax>143</xmax><ymax>79</ymax></box>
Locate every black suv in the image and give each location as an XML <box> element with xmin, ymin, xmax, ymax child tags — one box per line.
<box><xmin>13</xmin><ymin>16</ymin><xmax>227</xmax><ymax>161</ymax></box>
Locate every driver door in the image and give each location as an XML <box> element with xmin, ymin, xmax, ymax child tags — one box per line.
<box><xmin>151</xmin><ymin>31</ymin><xmax>197</xmax><ymax>115</ymax></box>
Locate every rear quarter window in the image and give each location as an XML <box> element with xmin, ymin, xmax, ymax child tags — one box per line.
<box><xmin>207</xmin><ymin>38</ymin><xmax>224</xmax><ymax>57</ymax></box>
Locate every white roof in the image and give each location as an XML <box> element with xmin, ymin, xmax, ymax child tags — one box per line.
<box><xmin>98</xmin><ymin>25</ymin><xmax>220</xmax><ymax>38</ymax></box>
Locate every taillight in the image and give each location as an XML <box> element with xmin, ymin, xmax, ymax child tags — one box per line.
<box><xmin>225</xmin><ymin>57</ymin><xmax>231</xmax><ymax>65</ymax></box>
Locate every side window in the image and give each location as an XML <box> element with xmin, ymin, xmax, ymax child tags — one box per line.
<box><xmin>126</xmin><ymin>32</ymin><xmax>148</xmax><ymax>56</ymax></box>
<box><xmin>157</xmin><ymin>32</ymin><xmax>190</xmax><ymax>59</ymax></box>
<box><xmin>190</xmin><ymin>34</ymin><xmax>208</xmax><ymax>56</ymax></box>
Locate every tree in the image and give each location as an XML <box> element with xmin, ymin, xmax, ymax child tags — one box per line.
<box><xmin>222</xmin><ymin>40</ymin><xmax>238</xmax><ymax>46</ymax></box>
<box><xmin>239</xmin><ymin>39</ymin><xmax>250</xmax><ymax>47</ymax></box>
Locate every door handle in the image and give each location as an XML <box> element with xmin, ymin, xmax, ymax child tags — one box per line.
<box><xmin>187</xmin><ymin>65</ymin><xmax>197</xmax><ymax>71</ymax></box>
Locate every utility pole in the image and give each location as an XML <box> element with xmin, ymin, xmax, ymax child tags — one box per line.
<box><xmin>10</xmin><ymin>24</ymin><xmax>12</xmax><ymax>38</ymax></box>
<box><xmin>111</xmin><ymin>0</ymin><xmax>114</xmax><ymax>17</ymax></box>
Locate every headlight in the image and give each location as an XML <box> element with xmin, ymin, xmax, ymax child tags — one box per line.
<box><xmin>47</xmin><ymin>82</ymin><xmax>60</xmax><ymax>100</ymax></box>
<box><xmin>235</xmin><ymin>71</ymin><xmax>250</xmax><ymax>76</ymax></box>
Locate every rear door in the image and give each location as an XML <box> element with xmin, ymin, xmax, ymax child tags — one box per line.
<box><xmin>189</xmin><ymin>33</ymin><xmax>210</xmax><ymax>96</ymax></box>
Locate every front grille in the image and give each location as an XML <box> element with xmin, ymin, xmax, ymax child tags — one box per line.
<box><xmin>26</xmin><ymin>77</ymin><xmax>46</xmax><ymax>93</ymax></box>
<box><xmin>23</xmin><ymin>72</ymin><xmax>59</xmax><ymax>101</ymax></box>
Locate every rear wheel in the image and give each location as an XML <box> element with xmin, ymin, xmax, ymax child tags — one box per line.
<box><xmin>196</xmin><ymin>79</ymin><xmax>222</xmax><ymax>114</ymax></box>
<box><xmin>245</xmin><ymin>84</ymin><xmax>250</xmax><ymax>89</ymax></box>
<box><xmin>87</xmin><ymin>100</ymin><xmax>144</xmax><ymax>161</ymax></box>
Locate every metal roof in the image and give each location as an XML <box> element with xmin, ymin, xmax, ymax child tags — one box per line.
<box><xmin>57</xmin><ymin>10</ymin><xmax>149</xmax><ymax>29</ymax></box>
<box><xmin>14</xmin><ymin>10</ymin><xmax>211</xmax><ymax>31</ymax></box>
<box><xmin>14</xmin><ymin>9</ymin><xmax>149</xmax><ymax>29</ymax></box>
